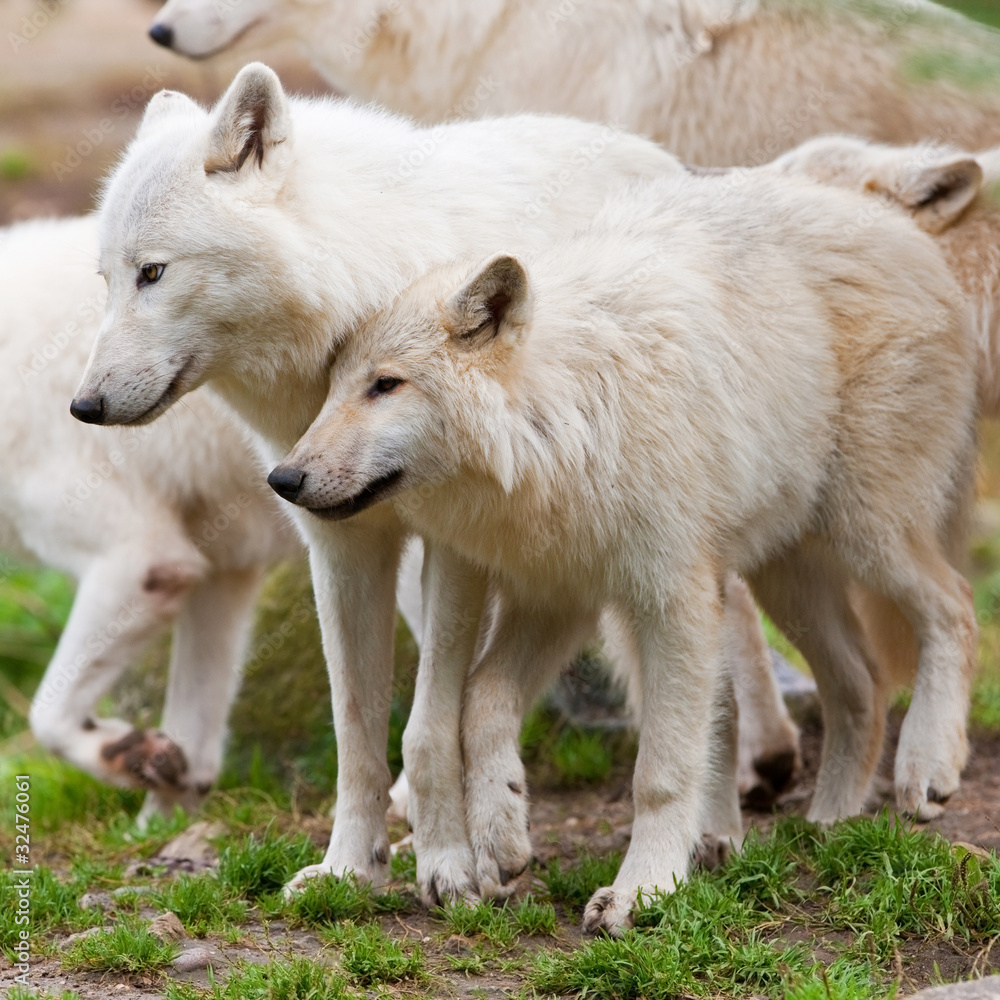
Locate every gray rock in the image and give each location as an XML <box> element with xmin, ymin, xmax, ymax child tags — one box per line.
<box><xmin>771</xmin><ymin>650</ymin><xmax>819</xmax><ymax>725</ymax></box>
<box><xmin>77</xmin><ymin>891</ymin><xmax>113</xmax><ymax>911</ymax></box>
<box><xmin>148</xmin><ymin>911</ymin><xmax>186</xmax><ymax>943</ymax></box>
<box><xmin>907</xmin><ymin>978</ymin><xmax>1000</xmax><ymax>1000</ymax></box>
<box><xmin>172</xmin><ymin>946</ymin><xmax>215</xmax><ymax>973</ymax></box>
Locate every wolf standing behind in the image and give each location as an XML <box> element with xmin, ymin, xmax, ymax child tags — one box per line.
<box><xmin>275</xmin><ymin>171</ymin><xmax>979</xmax><ymax>934</ymax></box>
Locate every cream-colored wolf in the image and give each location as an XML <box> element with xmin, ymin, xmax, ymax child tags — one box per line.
<box><xmin>274</xmin><ymin>170</ymin><xmax>979</xmax><ymax>932</ymax></box>
<box><xmin>150</xmin><ymin>0</ymin><xmax>1000</xmax><ymax>162</ymax></box>
<box><xmin>72</xmin><ymin>63</ymin><xmax>687</xmax><ymax>906</ymax></box>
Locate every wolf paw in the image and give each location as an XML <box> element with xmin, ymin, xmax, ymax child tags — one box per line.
<box><xmin>284</xmin><ymin>839</ymin><xmax>391</xmax><ymax>900</ymax></box>
<box><xmin>582</xmin><ymin>886</ymin><xmax>637</xmax><ymax>936</ymax></box>
<box><xmin>467</xmin><ymin>777</ymin><xmax>532</xmax><ymax>900</ymax></box>
<box><xmin>417</xmin><ymin>846</ymin><xmax>480</xmax><ymax>908</ymax></box>
<box><xmin>100</xmin><ymin>728</ymin><xmax>188</xmax><ymax>790</ymax></box>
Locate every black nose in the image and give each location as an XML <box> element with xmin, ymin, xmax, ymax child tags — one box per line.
<box><xmin>148</xmin><ymin>23</ymin><xmax>174</xmax><ymax>48</ymax></box>
<box><xmin>268</xmin><ymin>466</ymin><xmax>307</xmax><ymax>503</ymax></box>
<box><xmin>70</xmin><ymin>395</ymin><xmax>106</xmax><ymax>425</ymax></box>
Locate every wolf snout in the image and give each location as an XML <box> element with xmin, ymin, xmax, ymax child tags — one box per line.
<box><xmin>70</xmin><ymin>394</ymin><xmax>106</xmax><ymax>425</ymax></box>
<box><xmin>267</xmin><ymin>465</ymin><xmax>307</xmax><ymax>503</ymax></box>
<box><xmin>148</xmin><ymin>23</ymin><xmax>174</xmax><ymax>49</ymax></box>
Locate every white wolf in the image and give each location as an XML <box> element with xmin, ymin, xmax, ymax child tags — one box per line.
<box><xmin>0</xmin><ymin>215</ymin><xmax>302</xmax><ymax>822</ymax></box>
<box><xmin>150</xmin><ymin>0</ymin><xmax>1000</xmax><ymax>163</ymax></box>
<box><xmin>72</xmin><ymin>64</ymin><xmax>687</xmax><ymax>905</ymax></box>
<box><xmin>273</xmin><ymin>170</ymin><xmax>978</xmax><ymax>933</ymax></box>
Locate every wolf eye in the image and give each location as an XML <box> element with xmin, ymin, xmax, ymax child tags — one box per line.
<box><xmin>137</xmin><ymin>263</ymin><xmax>166</xmax><ymax>287</ymax></box>
<box><xmin>369</xmin><ymin>376</ymin><xmax>403</xmax><ymax>397</ymax></box>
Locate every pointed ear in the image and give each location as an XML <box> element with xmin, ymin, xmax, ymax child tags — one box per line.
<box><xmin>886</xmin><ymin>159</ymin><xmax>984</xmax><ymax>234</ymax></box>
<box><xmin>204</xmin><ymin>63</ymin><xmax>291</xmax><ymax>175</ymax></box>
<box><xmin>446</xmin><ymin>255</ymin><xmax>531</xmax><ymax>351</ymax></box>
<box><xmin>137</xmin><ymin>89</ymin><xmax>203</xmax><ymax>137</ymax></box>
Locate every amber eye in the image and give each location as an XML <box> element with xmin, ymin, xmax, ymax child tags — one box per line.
<box><xmin>369</xmin><ymin>376</ymin><xmax>403</xmax><ymax>397</ymax></box>
<box><xmin>137</xmin><ymin>263</ymin><xmax>165</xmax><ymax>287</ymax></box>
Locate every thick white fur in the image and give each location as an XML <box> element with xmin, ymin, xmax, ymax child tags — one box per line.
<box><xmin>0</xmin><ymin>215</ymin><xmax>304</xmax><ymax>822</ymax></box>
<box><xmin>280</xmin><ymin>171</ymin><xmax>978</xmax><ymax>933</ymax></box>
<box><xmin>75</xmin><ymin>65</ymin><xmax>684</xmax><ymax>903</ymax></box>
<box><xmin>151</xmin><ymin>0</ymin><xmax>1000</xmax><ymax>162</ymax></box>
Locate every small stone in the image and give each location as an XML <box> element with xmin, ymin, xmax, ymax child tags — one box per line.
<box><xmin>151</xmin><ymin>820</ymin><xmax>226</xmax><ymax>871</ymax></box>
<box><xmin>78</xmin><ymin>891</ymin><xmax>113</xmax><ymax>911</ymax></box>
<box><xmin>148</xmin><ymin>911</ymin><xmax>186</xmax><ymax>943</ymax></box>
<box><xmin>907</xmin><ymin>978</ymin><xmax>1000</xmax><ymax>1000</ymax></box>
<box><xmin>172</xmin><ymin>946</ymin><xmax>214</xmax><ymax>973</ymax></box>
<box><xmin>65</xmin><ymin>926</ymin><xmax>104</xmax><ymax>944</ymax></box>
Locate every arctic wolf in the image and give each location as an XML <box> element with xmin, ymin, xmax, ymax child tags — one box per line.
<box><xmin>273</xmin><ymin>171</ymin><xmax>978</xmax><ymax>933</ymax></box>
<box><xmin>149</xmin><ymin>0</ymin><xmax>1000</xmax><ymax>163</ymax></box>
<box><xmin>72</xmin><ymin>64</ymin><xmax>685</xmax><ymax>905</ymax></box>
<box><xmin>0</xmin><ymin>215</ymin><xmax>301</xmax><ymax>822</ymax></box>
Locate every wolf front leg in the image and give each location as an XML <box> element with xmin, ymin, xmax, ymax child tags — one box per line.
<box><xmin>403</xmin><ymin>542</ymin><xmax>488</xmax><ymax>905</ymax></box>
<box><xmin>137</xmin><ymin>566</ymin><xmax>265</xmax><ymax>824</ymax></box>
<box><xmin>29</xmin><ymin>534</ymin><xmax>209</xmax><ymax>794</ymax></box>
<box><xmin>285</xmin><ymin>509</ymin><xmax>406</xmax><ymax>894</ymax></box>
<box><xmin>463</xmin><ymin>597</ymin><xmax>597</xmax><ymax>901</ymax></box>
<box><xmin>583</xmin><ymin>575</ymin><xmax>722</xmax><ymax>937</ymax></box>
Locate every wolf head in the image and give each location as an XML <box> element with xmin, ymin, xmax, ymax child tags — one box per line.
<box><xmin>72</xmin><ymin>64</ymin><xmax>306</xmax><ymax>427</ymax></box>
<box><xmin>149</xmin><ymin>0</ymin><xmax>287</xmax><ymax>58</ymax></box>
<box><xmin>269</xmin><ymin>254</ymin><xmax>533</xmax><ymax>518</ymax></box>
<box><xmin>148</xmin><ymin>0</ymin><xmax>392</xmax><ymax>63</ymax></box>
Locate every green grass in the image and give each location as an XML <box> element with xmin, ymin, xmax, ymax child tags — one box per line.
<box><xmin>337</xmin><ymin>922</ymin><xmax>426</xmax><ymax>986</ymax></box>
<box><xmin>434</xmin><ymin>897</ymin><xmax>558</xmax><ymax>950</ymax></box>
<box><xmin>538</xmin><ymin>850</ymin><xmax>623</xmax><ymax>911</ymax></box>
<box><xmin>532</xmin><ymin>815</ymin><xmax>1000</xmax><ymax>1000</ymax></box>
<box><xmin>164</xmin><ymin>957</ymin><xmax>357</xmax><ymax>1000</ymax></box>
<box><xmin>63</xmin><ymin>917</ymin><xmax>178</xmax><ymax>974</ymax></box>
<box><xmin>7</xmin><ymin>990</ymin><xmax>81</xmax><ymax>1000</ymax></box>
<box><xmin>215</xmin><ymin>825</ymin><xmax>321</xmax><ymax>900</ymax></box>
<box><xmin>550</xmin><ymin>726</ymin><xmax>614</xmax><ymax>784</ymax></box>
<box><xmin>150</xmin><ymin>873</ymin><xmax>247</xmax><ymax>937</ymax></box>
<box><xmin>283</xmin><ymin>871</ymin><xmax>410</xmax><ymax>926</ymax></box>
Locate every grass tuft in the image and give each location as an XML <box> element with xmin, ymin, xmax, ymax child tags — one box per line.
<box><xmin>62</xmin><ymin>917</ymin><xmax>177</xmax><ymax>974</ymax></box>
<box><xmin>150</xmin><ymin>873</ymin><xmax>247</xmax><ymax>937</ymax></box>
<box><xmin>216</xmin><ymin>825</ymin><xmax>320</xmax><ymax>899</ymax></box>
<box><xmin>338</xmin><ymin>922</ymin><xmax>426</xmax><ymax>985</ymax></box>
<box><xmin>165</xmin><ymin>956</ymin><xmax>356</xmax><ymax>999</ymax></box>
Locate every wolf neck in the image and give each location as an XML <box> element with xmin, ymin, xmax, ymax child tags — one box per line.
<box><xmin>295</xmin><ymin>1</ymin><xmax>509</xmax><ymax>121</ymax></box>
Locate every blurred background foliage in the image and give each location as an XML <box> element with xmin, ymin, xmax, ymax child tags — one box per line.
<box><xmin>0</xmin><ymin>0</ymin><xmax>999</xmax><ymax>816</ymax></box>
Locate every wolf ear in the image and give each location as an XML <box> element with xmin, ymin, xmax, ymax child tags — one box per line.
<box><xmin>138</xmin><ymin>89</ymin><xmax>202</xmax><ymax>137</ymax></box>
<box><xmin>205</xmin><ymin>63</ymin><xmax>291</xmax><ymax>175</ymax></box>
<box><xmin>882</xmin><ymin>159</ymin><xmax>983</xmax><ymax>234</ymax></box>
<box><xmin>446</xmin><ymin>255</ymin><xmax>531</xmax><ymax>351</ymax></box>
